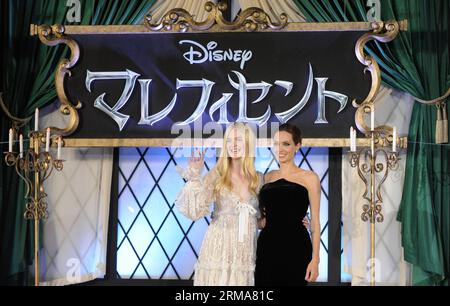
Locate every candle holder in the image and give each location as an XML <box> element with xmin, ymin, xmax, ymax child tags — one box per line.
<box><xmin>3</xmin><ymin>129</ymin><xmax>64</xmax><ymax>286</ymax></box>
<box><xmin>348</xmin><ymin>128</ymin><xmax>404</xmax><ymax>286</ymax></box>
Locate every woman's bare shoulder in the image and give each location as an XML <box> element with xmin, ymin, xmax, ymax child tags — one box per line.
<box><xmin>293</xmin><ymin>169</ymin><xmax>320</xmax><ymax>188</ymax></box>
<box><xmin>264</xmin><ymin>170</ymin><xmax>279</xmax><ymax>183</ymax></box>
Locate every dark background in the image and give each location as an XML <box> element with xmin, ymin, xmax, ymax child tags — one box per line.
<box><xmin>66</xmin><ymin>31</ymin><xmax>371</xmax><ymax>139</ymax></box>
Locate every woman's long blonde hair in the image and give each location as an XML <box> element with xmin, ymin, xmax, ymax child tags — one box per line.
<box><xmin>214</xmin><ymin>123</ymin><xmax>259</xmax><ymax>196</ymax></box>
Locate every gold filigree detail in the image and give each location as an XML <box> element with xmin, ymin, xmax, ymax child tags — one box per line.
<box><xmin>4</xmin><ymin>132</ymin><xmax>64</xmax><ymax>220</ymax></box>
<box><xmin>4</xmin><ymin>131</ymin><xmax>65</xmax><ymax>286</ymax></box>
<box><xmin>353</xmin><ymin>21</ymin><xmax>402</xmax><ymax>146</ymax></box>
<box><xmin>349</xmin><ymin>144</ymin><xmax>400</xmax><ymax>224</ymax></box>
<box><xmin>144</xmin><ymin>1</ymin><xmax>287</xmax><ymax>32</ymax></box>
<box><xmin>34</xmin><ymin>24</ymin><xmax>81</xmax><ymax>136</ymax></box>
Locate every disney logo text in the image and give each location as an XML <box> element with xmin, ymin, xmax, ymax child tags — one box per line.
<box><xmin>179</xmin><ymin>40</ymin><xmax>253</xmax><ymax>70</ymax></box>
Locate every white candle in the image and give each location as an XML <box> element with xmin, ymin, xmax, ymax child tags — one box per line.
<box><xmin>370</xmin><ymin>108</ymin><xmax>375</xmax><ymax>131</ymax></box>
<box><xmin>371</xmin><ymin>138</ymin><xmax>375</xmax><ymax>157</ymax></box>
<box><xmin>392</xmin><ymin>127</ymin><xmax>397</xmax><ymax>152</ymax></box>
<box><xmin>19</xmin><ymin>134</ymin><xmax>23</xmax><ymax>158</ymax></box>
<box><xmin>45</xmin><ymin>128</ymin><xmax>50</xmax><ymax>152</ymax></box>
<box><xmin>349</xmin><ymin>127</ymin><xmax>354</xmax><ymax>152</ymax></box>
<box><xmin>57</xmin><ymin>138</ymin><xmax>62</xmax><ymax>160</ymax></box>
<box><xmin>35</xmin><ymin>108</ymin><xmax>39</xmax><ymax>131</ymax></box>
<box><xmin>353</xmin><ymin>129</ymin><xmax>357</xmax><ymax>151</ymax></box>
<box><xmin>9</xmin><ymin>129</ymin><xmax>13</xmax><ymax>152</ymax></box>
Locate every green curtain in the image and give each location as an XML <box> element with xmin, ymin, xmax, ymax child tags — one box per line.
<box><xmin>294</xmin><ymin>0</ymin><xmax>449</xmax><ymax>285</ymax></box>
<box><xmin>0</xmin><ymin>0</ymin><xmax>156</xmax><ymax>285</ymax></box>
<box><xmin>1</xmin><ymin>0</ymin><xmax>76</xmax><ymax>286</ymax></box>
<box><xmin>91</xmin><ymin>0</ymin><xmax>155</xmax><ymax>25</ymax></box>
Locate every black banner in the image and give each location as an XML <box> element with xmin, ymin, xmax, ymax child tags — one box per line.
<box><xmin>65</xmin><ymin>31</ymin><xmax>371</xmax><ymax>139</ymax></box>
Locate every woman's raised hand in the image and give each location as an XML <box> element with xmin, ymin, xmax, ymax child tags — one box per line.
<box><xmin>189</xmin><ymin>148</ymin><xmax>208</xmax><ymax>171</ymax></box>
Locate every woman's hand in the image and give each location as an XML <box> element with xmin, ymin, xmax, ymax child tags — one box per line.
<box><xmin>302</xmin><ymin>216</ymin><xmax>310</xmax><ymax>230</ymax></box>
<box><xmin>189</xmin><ymin>148</ymin><xmax>207</xmax><ymax>171</ymax></box>
<box><xmin>305</xmin><ymin>258</ymin><xmax>319</xmax><ymax>282</ymax></box>
<box><xmin>257</xmin><ymin>218</ymin><xmax>266</xmax><ymax>229</ymax></box>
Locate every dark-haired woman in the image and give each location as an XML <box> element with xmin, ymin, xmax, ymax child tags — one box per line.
<box><xmin>255</xmin><ymin>123</ymin><xmax>321</xmax><ymax>286</ymax></box>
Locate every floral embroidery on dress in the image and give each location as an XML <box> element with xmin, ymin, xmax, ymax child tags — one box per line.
<box><xmin>175</xmin><ymin>165</ymin><xmax>264</xmax><ymax>286</ymax></box>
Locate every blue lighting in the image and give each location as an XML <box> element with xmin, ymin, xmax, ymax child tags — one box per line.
<box><xmin>117</xmin><ymin>147</ymin><xmax>332</xmax><ymax>282</ymax></box>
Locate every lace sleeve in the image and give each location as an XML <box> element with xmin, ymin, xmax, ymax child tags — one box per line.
<box><xmin>174</xmin><ymin>165</ymin><xmax>218</xmax><ymax>220</ymax></box>
<box><xmin>257</xmin><ymin>171</ymin><xmax>265</xmax><ymax>192</ymax></box>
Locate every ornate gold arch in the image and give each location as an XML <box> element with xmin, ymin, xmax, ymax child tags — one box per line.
<box><xmin>353</xmin><ymin>20</ymin><xmax>408</xmax><ymax>149</ymax></box>
<box><xmin>24</xmin><ymin>1</ymin><xmax>407</xmax><ymax>147</ymax></box>
<box><xmin>30</xmin><ymin>24</ymin><xmax>81</xmax><ymax>136</ymax></box>
<box><xmin>143</xmin><ymin>1</ymin><xmax>287</xmax><ymax>32</ymax></box>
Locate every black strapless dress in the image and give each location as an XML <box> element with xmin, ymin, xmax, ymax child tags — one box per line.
<box><xmin>255</xmin><ymin>178</ymin><xmax>312</xmax><ymax>286</ymax></box>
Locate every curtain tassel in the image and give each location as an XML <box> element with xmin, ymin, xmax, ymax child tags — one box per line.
<box><xmin>435</xmin><ymin>102</ymin><xmax>448</xmax><ymax>144</ymax></box>
<box><xmin>442</xmin><ymin>102</ymin><xmax>448</xmax><ymax>144</ymax></box>
<box><xmin>413</xmin><ymin>87</ymin><xmax>450</xmax><ymax>144</ymax></box>
<box><xmin>435</xmin><ymin>103</ymin><xmax>443</xmax><ymax>144</ymax></box>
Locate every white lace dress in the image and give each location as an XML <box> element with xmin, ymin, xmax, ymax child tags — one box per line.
<box><xmin>175</xmin><ymin>165</ymin><xmax>263</xmax><ymax>286</ymax></box>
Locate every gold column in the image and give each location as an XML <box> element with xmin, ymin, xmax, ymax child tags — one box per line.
<box><xmin>33</xmin><ymin>134</ymin><xmax>40</xmax><ymax>286</ymax></box>
<box><xmin>349</xmin><ymin>131</ymin><xmax>405</xmax><ymax>286</ymax></box>
<box><xmin>370</xmin><ymin>131</ymin><xmax>376</xmax><ymax>286</ymax></box>
<box><xmin>4</xmin><ymin>130</ymin><xmax>65</xmax><ymax>286</ymax></box>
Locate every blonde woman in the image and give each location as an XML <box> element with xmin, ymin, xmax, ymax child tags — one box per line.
<box><xmin>175</xmin><ymin>123</ymin><xmax>263</xmax><ymax>286</ymax></box>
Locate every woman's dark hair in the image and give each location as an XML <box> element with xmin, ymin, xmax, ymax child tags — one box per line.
<box><xmin>278</xmin><ymin>123</ymin><xmax>302</xmax><ymax>145</ymax></box>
